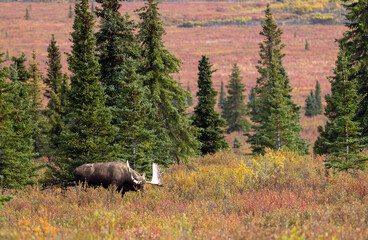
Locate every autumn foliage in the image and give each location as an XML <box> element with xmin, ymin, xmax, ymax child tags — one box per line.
<box><xmin>2</xmin><ymin>149</ymin><xmax>368</xmax><ymax>239</ymax></box>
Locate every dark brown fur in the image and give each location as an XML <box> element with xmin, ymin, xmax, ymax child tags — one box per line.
<box><xmin>73</xmin><ymin>161</ymin><xmax>146</xmax><ymax>194</ymax></box>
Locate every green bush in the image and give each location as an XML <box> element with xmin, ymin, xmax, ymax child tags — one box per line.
<box><xmin>0</xmin><ymin>195</ymin><xmax>13</xmax><ymax>207</ymax></box>
<box><xmin>178</xmin><ymin>16</ymin><xmax>252</xmax><ymax>28</ymax></box>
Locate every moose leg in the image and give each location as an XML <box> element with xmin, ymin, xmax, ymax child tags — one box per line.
<box><xmin>116</xmin><ymin>185</ymin><xmax>123</xmax><ymax>193</ymax></box>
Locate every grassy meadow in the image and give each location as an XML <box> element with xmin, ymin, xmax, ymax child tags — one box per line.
<box><xmin>2</xmin><ymin>150</ymin><xmax>368</xmax><ymax>239</ymax></box>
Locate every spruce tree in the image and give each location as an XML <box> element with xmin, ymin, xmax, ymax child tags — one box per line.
<box><xmin>45</xmin><ymin>74</ymin><xmax>70</xmax><ymax>168</ymax></box>
<box><xmin>305</xmin><ymin>39</ymin><xmax>310</xmax><ymax>50</ymax></box>
<box><xmin>222</xmin><ymin>63</ymin><xmax>251</xmax><ymax>133</ymax></box>
<box><xmin>233</xmin><ymin>137</ymin><xmax>241</xmax><ymax>149</ymax></box>
<box><xmin>316</xmin><ymin>47</ymin><xmax>367</xmax><ymax>171</ymax></box>
<box><xmin>187</xmin><ymin>82</ymin><xmax>193</xmax><ymax>106</ymax></box>
<box><xmin>5</xmin><ymin>49</ymin><xmax>9</xmax><ymax>60</ymax></box>
<box><xmin>10</xmin><ymin>53</ymin><xmax>29</xmax><ymax>83</ymax></box>
<box><xmin>218</xmin><ymin>80</ymin><xmax>226</xmax><ymax>110</ymax></box>
<box><xmin>248</xmin><ymin>87</ymin><xmax>258</xmax><ymax>118</ymax></box>
<box><xmin>25</xmin><ymin>8</ymin><xmax>30</xmax><ymax>20</ymax></box>
<box><xmin>304</xmin><ymin>81</ymin><xmax>323</xmax><ymax>117</ymax></box>
<box><xmin>192</xmin><ymin>56</ymin><xmax>228</xmax><ymax>155</ymax></box>
<box><xmin>28</xmin><ymin>50</ymin><xmax>47</xmax><ymax>156</ymax></box>
<box><xmin>28</xmin><ymin>51</ymin><xmax>44</xmax><ymax>113</ymax></box>
<box><xmin>138</xmin><ymin>0</ymin><xmax>199</xmax><ymax>163</ymax></box>
<box><xmin>95</xmin><ymin>0</ymin><xmax>141</xmax><ymax>107</ymax></box>
<box><xmin>340</xmin><ymin>0</ymin><xmax>368</xmax><ymax>137</ymax></box>
<box><xmin>304</xmin><ymin>90</ymin><xmax>317</xmax><ymax>117</ymax></box>
<box><xmin>315</xmin><ymin>80</ymin><xmax>323</xmax><ymax>114</ymax></box>
<box><xmin>95</xmin><ymin>0</ymin><xmax>152</xmax><ymax>170</ymax></box>
<box><xmin>247</xmin><ymin>5</ymin><xmax>308</xmax><ymax>155</ymax></box>
<box><xmin>113</xmin><ymin>57</ymin><xmax>154</xmax><ymax>173</ymax></box>
<box><xmin>54</xmin><ymin>0</ymin><xmax>118</xmax><ymax>186</ymax></box>
<box><xmin>44</xmin><ymin>34</ymin><xmax>63</xmax><ymax>102</ymax></box>
<box><xmin>90</xmin><ymin>0</ymin><xmax>94</xmax><ymax>14</ymax></box>
<box><xmin>0</xmin><ymin>56</ymin><xmax>38</xmax><ymax>188</ymax></box>
<box><xmin>43</xmin><ymin>35</ymin><xmax>66</xmax><ymax>162</ymax></box>
<box><xmin>68</xmin><ymin>4</ymin><xmax>73</xmax><ymax>18</ymax></box>
<box><xmin>314</xmin><ymin>122</ymin><xmax>337</xmax><ymax>155</ymax></box>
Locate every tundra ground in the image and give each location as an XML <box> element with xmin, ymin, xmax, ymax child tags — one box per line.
<box><xmin>1</xmin><ymin>150</ymin><xmax>368</xmax><ymax>239</ymax></box>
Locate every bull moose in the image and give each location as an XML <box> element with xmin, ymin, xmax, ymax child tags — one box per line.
<box><xmin>73</xmin><ymin>161</ymin><xmax>162</xmax><ymax>195</ymax></box>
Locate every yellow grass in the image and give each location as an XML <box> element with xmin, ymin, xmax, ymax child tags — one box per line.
<box><xmin>2</xmin><ymin>150</ymin><xmax>368</xmax><ymax>239</ymax></box>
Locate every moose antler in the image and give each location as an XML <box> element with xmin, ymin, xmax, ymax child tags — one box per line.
<box><xmin>127</xmin><ymin>161</ymin><xmax>162</xmax><ymax>186</ymax></box>
<box><xmin>127</xmin><ymin>161</ymin><xmax>141</xmax><ymax>184</ymax></box>
<box><xmin>148</xmin><ymin>163</ymin><xmax>163</xmax><ymax>186</ymax></box>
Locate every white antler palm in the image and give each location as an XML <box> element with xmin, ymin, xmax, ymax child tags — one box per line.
<box><xmin>149</xmin><ymin>163</ymin><xmax>162</xmax><ymax>185</ymax></box>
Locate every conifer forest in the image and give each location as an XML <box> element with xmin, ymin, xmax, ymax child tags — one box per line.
<box><xmin>2</xmin><ymin>0</ymin><xmax>368</xmax><ymax>239</ymax></box>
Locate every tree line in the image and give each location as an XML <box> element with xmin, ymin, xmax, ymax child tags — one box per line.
<box><xmin>1</xmin><ymin>0</ymin><xmax>368</xmax><ymax>189</ymax></box>
<box><xmin>186</xmin><ymin>0</ymin><xmax>368</xmax><ymax>172</ymax></box>
<box><xmin>1</xmin><ymin>0</ymin><xmax>200</xmax><ymax>188</ymax></box>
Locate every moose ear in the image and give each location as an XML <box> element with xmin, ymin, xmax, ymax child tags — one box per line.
<box><xmin>142</xmin><ymin>173</ymin><xmax>146</xmax><ymax>179</ymax></box>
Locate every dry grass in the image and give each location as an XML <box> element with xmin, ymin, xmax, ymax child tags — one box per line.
<box><xmin>2</xmin><ymin>150</ymin><xmax>368</xmax><ymax>239</ymax></box>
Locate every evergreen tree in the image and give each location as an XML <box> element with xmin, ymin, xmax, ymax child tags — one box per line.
<box><xmin>314</xmin><ymin>122</ymin><xmax>337</xmax><ymax>155</ymax></box>
<box><xmin>25</xmin><ymin>8</ymin><xmax>30</xmax><ymax>20</ymax></box>
<box><xmin>113</xmin><ymin>57</ymin><xmax>154</xmax><ymax>173</ymax></box>
<box><xmin>43</xmin><ymin>35</ymin><xmax>65</xmax><ymax>161</ymax></box>
<box><xmin>95</xmin><ymin>0</ymin><xmax>152</xmax><ymax>171</ymax></box>
<box><xmin>316</xmin><ymin>48</ymin><xmax>367</xmax><ymax>171</ymax></box>
<box><xmin>218</xmin><ymin>80</ymin><xmax>226</xmax><ymax>110</ymax></box>
<box><xmin>54</xmin><ymin>0</ymin><xmax>118</xmax><ymax>186</ymax></box>
<box><xmin>305</xmin><ymin>39</ymin><xmax>310</xmax><ymax>50</ymax></box>
<box><xmin>340</xmin><ymin>0</ymin><xmax>368</xmax><ymax>137</ymax></box>
<box><xmin>95</xmin><ymin>0</ymin><xmax>141</xmax><ymax>107</ymax></box>
<box><xmin>90</xmin><ymin>0</ymin><xmax>94</xmax><ymax>14</ymax></box>
<box><xmin>222</xmin><ymin>63</ymin><xmax>251</xmax><ymax>133</ymax></box>
<box><xmin>28</xmin><ymin>50</ymin><xmax>47</xmax><ymax>155</ymax></box>
<box><xmin>68</xmin><ymin>4</ymin><xmax>73</xmax><ymax>18</ymax></box>
<box><xmin>138</xmin><ymin>0</ymin><xmax>199</xmax><ymax>163</ymax></box>
<box><xmin>305</xmin><ymin>81</ymin><xmax>323</xmax><ymax>117</ymax></box>
<box><xmin>177</xmin><ymin>75</ymin><xmax>182</xmax><ymax>88</ymax></box>
<box><xmin>187</xmin><ymin>82</ymin><xmax>193</xmax><ymax>106</ymax></box>
<box><xmin>0</xmin><ymin>55</ymin><xmax>38</xmax><ymax>189</ymax></box>
<box><xmin>5</xmin><ymin>49</ymin><xmax>9</xmax><ymax>60</ymax></box>
<box><xmin>233</xmin><ymin>137</ymin><xmax>241</xmax><ymax>149</ymax></box>
<box><xmin>315</xmin><ymin>80</ymin><xmax>323</xmax><ymax>114</ymax></box>
<box><xmin>44</xmin><ymin>34</ymin><xmax>63</xmax><ymax>101</ymax></box>
<box><xmin>192</xmin><ymin>56</ymin><xmax>228</xmax><ymax>155</ymax></box>
<box><xmin>304</xmin><ymin>90</ymin><xmax>317</xmax><ymax>117</ymax></box>
<box><xmin>96</xmin><ymin>0</ymin><xmax>141</xmax><ymax>106</ymax></box>
<box><xmin>45</xmin><ymin>74</ymin><xmax>70</xmax><ymax>164</ymax></box>
<box><xmin>247</xmin><ymin>5</ymin><xmax>308</xmax><ymax>155</ymax></box>
<box><xmin>10</xmin><ymin>53</ymin><xmax>29</xmax><ymax>83</ymax></box>
<box><xmin>248</xmin><ymin>87</ymin><xmax>258</xmax><ymax>118</ymax></box>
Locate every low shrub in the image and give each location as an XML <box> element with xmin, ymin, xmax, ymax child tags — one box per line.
<box><xmin>1</xmin><ymin>150</ymin><xmax>368</xmax><ymax>238</ymax></box>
